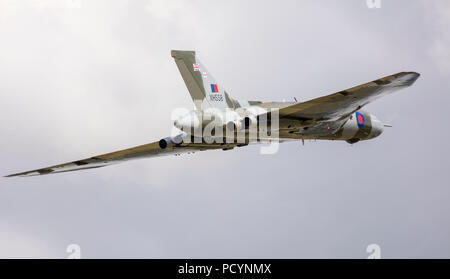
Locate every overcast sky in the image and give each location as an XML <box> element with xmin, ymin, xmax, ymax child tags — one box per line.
<box><xmin>1</xmin><ymin>0</ymin><xmax>449</xmax><ymax>258</ymax></box>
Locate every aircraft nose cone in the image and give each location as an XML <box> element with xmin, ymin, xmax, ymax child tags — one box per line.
<box><xmin>370</xmin><ymin>115</ymin><xmax>384</xmax><ymax>138</ymax></box>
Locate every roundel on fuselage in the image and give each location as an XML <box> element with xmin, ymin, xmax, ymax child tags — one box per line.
<box><xmin>355</xmin><ymin>111</ymin><xmax>365</xmax><ymax>128</ymax></box>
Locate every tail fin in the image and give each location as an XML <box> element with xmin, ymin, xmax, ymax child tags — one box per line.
<box><xmin>171</xmin><ymin>50</ymin><xmax>237</xmax><ymax>110</ymax></box>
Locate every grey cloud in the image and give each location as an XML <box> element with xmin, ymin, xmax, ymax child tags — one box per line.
<box><xmin>0</xmin><ymin>0</ymin><xmax>449</xmax><ymax>258</ymax></box>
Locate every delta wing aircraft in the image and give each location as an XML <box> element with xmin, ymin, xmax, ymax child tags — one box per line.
<box><xmin>6</xmin><ymin>50</ymin><xmax>420</xmax><ymax>177</ymax></box>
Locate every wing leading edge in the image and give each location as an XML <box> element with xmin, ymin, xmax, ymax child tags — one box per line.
<box><xmin>270</xmin><ymin>72</ymin><xmax>420</xmax><ymax>121</ymax></box>
<box><xmin>5</xmin><ymin>138</ymin><xmax>235</xmax><ymax>177</ymax></box>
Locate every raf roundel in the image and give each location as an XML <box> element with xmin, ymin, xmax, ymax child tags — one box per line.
<box><xmin>355</xmin><ymin>111</ymin><xmax>365</xmax><ymax>128</ymax></box>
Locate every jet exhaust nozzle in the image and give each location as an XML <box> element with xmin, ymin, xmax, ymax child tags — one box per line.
<box><xmin>158</xmin><ymin>134</ymin><xmax>184</xmax><ymax>149</ymax></box>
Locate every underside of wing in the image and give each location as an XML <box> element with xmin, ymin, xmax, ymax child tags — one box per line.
<box><xmin>5</xmin><ymin>137</ymin><xmax>236</xmax><ymax>177</ymax></box>
<box><xmin>274</xmin><ymin>72</ymin><xmax>420</xmax><ymax>121</ymax></box>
